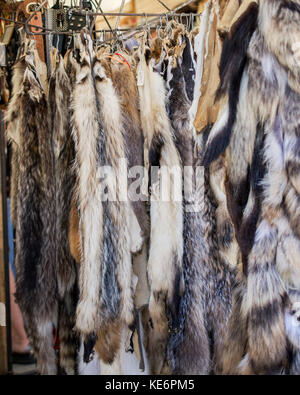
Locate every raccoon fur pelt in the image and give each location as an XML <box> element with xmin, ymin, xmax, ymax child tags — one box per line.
<box><xmin>48</xmin><ymin>50</ymin><xmax>79</xmax><ymax>375</ymax></box>
<box><xmin>164</xmin><ymin>44</ymin><xmax>210</xmax><ymax>375</ymax></box>
<box><xmin>13</xmin><ymin>57</ymin><xmax>57</xmax><ymax>375</ymax></box>
<box><xmin>72</xmin><ymin>33</ymin><xmax>134</xmax><ymax>364</ymax></box>
<box><xmin>219</xmin><ymin>2</ymin><xmax>300</xmax><ymax>373</ymax></box>
<box><xmin>136</xmin><ymin>44</ymin><xmax>184</xmax><ymax>374</ymax></box>
<box><xmin>6</xmin><ymin>56</ymin><xmax>27</xmax><ymax>227</ymax></box>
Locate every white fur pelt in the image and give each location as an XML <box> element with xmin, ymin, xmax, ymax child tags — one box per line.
<box><xmin>72</xmin><ymin>33</ymin><xmax>134</xmax><ymax>364</ymax></box>
<box><xmin>136</xmin><ymin>43</ymin><xmax>184</xmax><ymax>374</ymax></box>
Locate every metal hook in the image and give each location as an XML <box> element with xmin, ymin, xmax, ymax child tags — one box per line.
<box><xmin>180</xmin><ymin>13</ymin><xmax>184</xmax><ymax>26</ymax></box>
<box><xmin>158</xmin><ymin>16</ymin><xmax>164</xmax><ymax>41</ymax></box>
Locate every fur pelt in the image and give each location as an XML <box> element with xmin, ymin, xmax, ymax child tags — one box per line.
<box><xmin>203</xmin><ymin>2</ymin><xmax>258</xmax><ymax>166</ymax></box>
<box><xmin>48</xmin><ymin>51</ymin><xmax>79</xmax><ymax>375</ymax></box>
<box><xmin>68</xmin><ymin>193</ymin><xmax>81</xmax><ymax>265</ymax></box>
<box><xmin>136</xmin><ymin>43</ymin><xmax>184</xmax><ymax>374</ymax></box>
<box><xmin>72</xmin><ymin>33</ymin><xmax>134</xmax><ymax>364</ymax></box>
<box><xmin>0</xmin><ymin>67</ymin><xmax>9</xmax><ymax>104</ymax></box>
<box><xmin>6</xmin><ymin>57</ymin><xmax>27</xmax><ymax>227</ymax></box>
<box><xmin>108</xmin><ymin>56</ymin><xmax>149</xmax><ymax>241</ymax></box>
<box><xmin>220</xmin><ymin>7</ymin><xmax>300</xmax><ymax>372</ymax></box>
<box><xmin>14</xmin><ymin>59</ymin><xmax>57</xmax><ymax>375</ymax></box>
<box><xmin>259</xmin><ymin>0</ymin><xmax>300</xmax><ymax>94</ymax></box>
<box><xmin>165</xmin><ymin>51</ymin><xmax>210</xmax><ymax>375</ymax></box>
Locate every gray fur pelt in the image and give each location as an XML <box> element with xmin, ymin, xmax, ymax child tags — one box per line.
<box><xmin>48</xmin><ymin>51</ymin><xmax>79</xmax><ymax>375</ymax></box>
<box><xmin>164</xmin><ymin>44</ymin><xmax>210</xmax><ymax>375</ymax></box>
<box><xmin>164</xmin><ymin>33</ymin><xmax>234</xmax><ymax>374</ymax></box>
<box><xmin>136</xmin><ymin>43</ymin><xmax>184</xmax><ymax>374</ymax></box>
<box><xmin>13</xmin><ymin>56</ymin><xmax>57</xmax><ymax>375</ymax></box>
<box><xmin>6</xmin><ymin>56</ymin><xmax>27</xmax><ymax>227</ymax></box>
<box><xmin>72</xmin><ymin>33</ymin><xmax>134</xmax><ymax>364</ymax></box>
<box><xmin>218</xmin><ymin>1</ymin><xmax>300</xmax><ymax>374</ymax></box>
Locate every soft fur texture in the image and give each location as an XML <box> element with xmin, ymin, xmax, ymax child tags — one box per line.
<box><xmin>108</xmin><ymin>56</ymin><xmax>149</xmax><ymax>241</ymax></box>
<box><xmin>203</xmin><ymin>2</ymin><xmax>258</xmax><ymax>166</ymax></box>
<box><xmin>136</xmin><ymin>42</ymin><xmax>184</xmax><ymax>374</ymax></box>
<box><xmin>72</xmin><ymin>33</ymin><xmax>134</xmax><ymax>364</ymax></box>
<box><xmin>6</xmin><ymin>56</ymin><xmax>27</xmax><ymax>227</ymax></box>
<box><xmin>158</xmin><ymin>32</ymin><xmax>234</xmax><ymax>374</ymax></box>
<box><xmin>218</xmin><ymin>1</ymin><xmax>300</xmax><ymax>374</ymax></box>
<box><xmin>14</xmin><ymin>57</ymin><xmax>57</xmax><ymax>375</ymax></box>
<box><xmin>8</xmin><ymin>44</ymin><xmax>81</xmax><ymax>375</ymax></box>
<box><xmin>48</xmin><ymin>51</ymin><xmax>79</xmax><ymax>375</ymax></box>
<box><xmin>165</xmin><ymin>42</ymin><xmax>210</xmax><ymax>375</ymax></box>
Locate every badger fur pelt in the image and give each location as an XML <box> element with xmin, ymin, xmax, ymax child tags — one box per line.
<box><xmin>72</xmin><ymin>32</ymin><xmax>134</xmax><ymax>364</ymax></box>
<box><xmin>136</xmin><ymin>42</ymin><xmax>184</xmax><ymax>374</ymax></box>
<box><xmin>12</xmin><ymin>52</ymin><xmax>57</xmax><ymax>375</ymax></box>
<box><xmin>48</xmin><ymin>50</ymin><xmax>79</xmax><ymax>375</ymax></box>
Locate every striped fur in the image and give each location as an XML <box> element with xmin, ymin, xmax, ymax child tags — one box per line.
<box><xmin>48</xmin><ymin>51</ymin><xmax>79</xmax><ymax>375</ymax></box>
<box><xmin>72</xmin><ymin>33</ymin><xmax>134</xmax><ymax>364</ymax></box>
<box><xmin>15</xmin><ymin>60</ymin><xmax>57</xmax><ymax>375</ymax></box>
<box><xmin>136</xmin><ymin>44</ymin><xmax>184</xmax><ymax>374</ymax></box>
<box><xmin>220</xmin><ymin>7</ymin><xmax>300</xmax><ymax>373</ymax></box>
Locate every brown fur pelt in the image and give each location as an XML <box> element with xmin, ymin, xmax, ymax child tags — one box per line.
<box><xmin>0</xmin><ymin>67</ymin><xmax>9</xmax><ymax>104</ymax></box>
<box><xmin>202</xmin><ymin>1</ymin><xmax>258</xmax><ymax>166</ymax></box>
<box><xmin>48</xmin><ymin>50</ymin><xmax>79</xmax><ymax>375</ymax></box>
<box><xmin>6</xmin><ymin>57</ymin><xmax>27</xmax><ymax>227</ymax></box>
<box><xmin>14</xmin><ymin>60</ymin><xmax>57</xmax><ymax>375</ymax></box>
<box><xmin>68</xmin><ymin>192</ymin><xmax>81</xmax><ymax>265</ymax></box>
<box><xmin>72</xmin><ymin>32</ymin><xmax>134</xmax><ymax>364</ymax></box>
<box><xmin>136</xmin><ymin>42</ymin><xmax>184</xmax><ymax>374</ymax></box>
<box><xmin>108</xmin><ymin>56</ymin><xmax>149</xmax><ymax>241</ymax></box>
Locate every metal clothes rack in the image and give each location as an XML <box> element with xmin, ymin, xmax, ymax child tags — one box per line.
<box><xmin>0</xmin><ymin>0</ymin><xmax>199</xmax><ymax>37</ymax></box>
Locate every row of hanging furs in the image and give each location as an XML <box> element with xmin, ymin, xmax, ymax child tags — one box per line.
<box><xmin>4</xmin><ymin>0</ymin><xmax>300</xmax><ymax>375</ymax></box>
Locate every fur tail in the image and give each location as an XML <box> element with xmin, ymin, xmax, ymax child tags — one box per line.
<box><xmin>203</xmin><ymin>3</ymin><xmax>258</xmax><ymax>166</ymax></box>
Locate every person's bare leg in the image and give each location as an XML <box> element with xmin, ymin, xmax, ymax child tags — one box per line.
<box><xmin>9</xmin><ymin>268</ymin><xmax>29</xmax><ymax>353</ymax></box>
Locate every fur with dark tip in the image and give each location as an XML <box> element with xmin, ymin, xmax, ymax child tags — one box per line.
<box><xmin>203</xmin><ymin>3</ymin><xmax>258</xmax><ymax>167</ymax></box>
<box><xmin>73</xmin><ymin>33</ymin><xmax>134</xmax><ymax>364</ymax></box>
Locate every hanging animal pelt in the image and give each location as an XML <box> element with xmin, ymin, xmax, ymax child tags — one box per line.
<box><xmin>136</xmin><ymin>42</ymin><xmax>184</xmax><ymax>374</ymax></box>
<box><xmin>48</xmin><ymin>50</ymin><xmax>79</xmax><ymax>375</ymax></box>
<box><xmin>259</xmin><ymin>0</ymin><xmax>300</xmax><ymax>95</ymax></box>
<box><xmin>203</xmin><ymin>1</ymin><xmax>258</xmax><ymax>167</ymax></box>
<box><xmin>6</xmin><ymin>55</ymin><xmax>27</xmax><ymax>227</ymax></box>
<box><xmin>0</xmin><ymin>67</ymin><xmax>9</xmax><ymax>104</ymax></box>
<box><xmin>72</xmin><ymin>32</ymin><xmax>134</xmax><ymax>364</ymax></box>
<box><xmin>219</xmin><ymin>3</ymin><xmax>300</xmax><ymax>372</ymax></box>
<box><xmin>107</xmin><ymin>55</ymin><xmax>149</xmax><ymax>242</ymax></box>
<box><xmin>217</xmin><ymin>30</ymin><xmax>285</xmax><ymax>374</ymax></box>
<box><xmin>164</xmin><ymin>46</ymin><xmax>210</xmax><ymax>375</ymax></box>
<box><xmin>13</xmin><ymin>55</ymin><xmax>57</xmax><ymax>375</ymax></box>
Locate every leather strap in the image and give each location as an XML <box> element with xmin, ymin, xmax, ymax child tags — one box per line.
<box><xmin>18</xmin><ymin>0</ymin><xmax>46</xmax><ymax>62</ymax></box>
<box><xmin>30</xmin><ymin>12</ymin><xmax>45</xmax><ymax>62</ymax></box>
